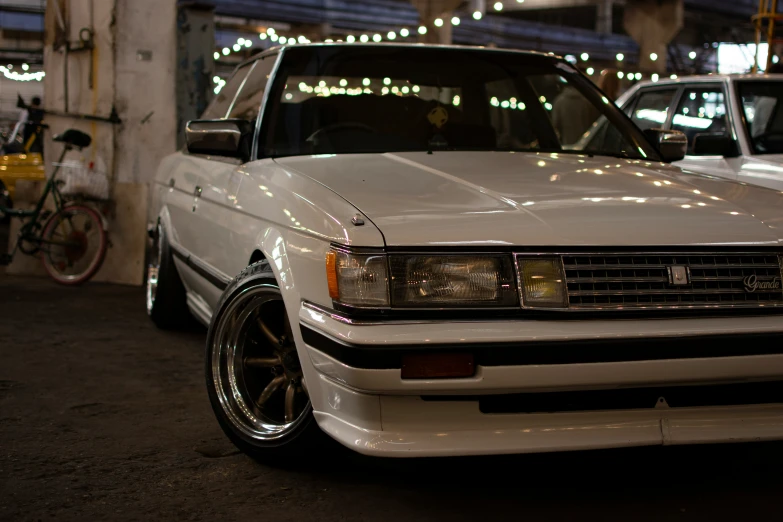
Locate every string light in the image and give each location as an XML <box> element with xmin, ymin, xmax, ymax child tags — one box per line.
<box><xmin>360</xmin><ymin>34</ymin><xmax>369</xmax><ymax>42</ymax></box>
<box><xmin>434</xmin><ymin>18</ymin><xmax>444</xmax><ymax>27</ymax></box>
<box><xmin>494</xmin><ymin>2</ymin><xmax>503</xmax><ymax>10</ymax></box>
<box><xmin>451</xmin><ymin>16</ymin><xmax>460</xmax><ymax>25</ymax></box>
<box><xmin>213</xmin><ymin>52</ymin><xmax>219</xmax><ymax>60</ymax></box>
<box><xmin>689</xmin><ymin>51</ymin><xmax>696</xmax><ymax>59</ymax></box>
<box><xmin>418</xmin><ymin>26</ymin><xmax>427</xmax><ymax>35</ymax></box>
<box><xmin>0</xmin><ymin>65</ymin><xmax>44</xmax><ymax>82</ymax></box>
<box><xmin>400</xmin><ymin>28</ymin><xmax>409</xmax><ymax>37</ymax></box>
<box><xmin>387</xmin><ymin>31</ymin><xmax>396</xmax><ymax>39</ymax></box>
<box><xmin>346</xmin><ymin>35</ymin><xmax>356</xmax><ymax>43</ymax></box>
<box><xmin>580</xmin><ymin>53</ymin><xmax>589</xmax><ymax>61</ymax></box>
<box><xmin>473</xmin><ymin>11</ymin><xmax>482</xmax><ymax>20</ymax></box>
<box><xmin>650</xmin><ymin>52</ymin><xmax>658</xmax><ymax>61</ymax></box>
<box><xmin>586</xmin><ymin>67</ymin><xmax>594</xmax><ymax>75</ymax></box>
<box><xmin>372</xmin><ymin>33</ymin><xmax>382</xmax><ymax>42</ymax></box>
<box><xmin>616</xmin><ymin>53</ymin><xmax>624</xmax><ymax>61</ymax></box>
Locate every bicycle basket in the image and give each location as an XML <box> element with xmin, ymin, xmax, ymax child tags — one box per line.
<box><xmin>54</xmin><ymin>160</ymin><xmax>110</xmax><ymax>200</ymax></box>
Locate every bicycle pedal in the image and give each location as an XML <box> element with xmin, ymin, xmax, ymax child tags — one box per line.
<box><xmin>0</xmin><ymin>254</ymin><xmax>11</xmax><ymax>266</ymax></box>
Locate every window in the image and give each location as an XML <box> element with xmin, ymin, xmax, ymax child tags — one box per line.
<box><xmin>671</xmin><ymin>87</ymin><xmax>730</xmax><ymax>155</ymax></box>
<box><xmin>200</xmin><ymin>64</ymin><xmax>252</xmax><ymax>120</ymax></box>
<box><xmin>630</xmin><ymin>89</ymin><xmax>677</xmax><ymax>131</ymax></box>
<box><xmin>228</xmin><ymin>55</ymin><xmax>277</xmax><ymax>121</ymax></box>
<box><xmin>486</xmin><ymin>78</ymin><xmax>537</xmax><ymax>149</ymax></box>
<box><xmin>262</xmin><ymin>46</ymin><xmax>656</xmax><ymax>160</ymax></box>
<box><xmin>738</xmin><ymin>81</ymin><xmax>783</xmax><ymax>154</ymax></box>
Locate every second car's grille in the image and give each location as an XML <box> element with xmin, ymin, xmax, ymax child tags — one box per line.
<box><xmin>562</xmin><ymin>253</ymin><xmax>783</xmax><ymax>309</ymax></box>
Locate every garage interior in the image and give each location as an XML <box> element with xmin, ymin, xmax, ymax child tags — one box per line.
<box><xmin>2</xmin><ymin>0</ymin><xmax>783</xmax><ymax>520</ymax></box>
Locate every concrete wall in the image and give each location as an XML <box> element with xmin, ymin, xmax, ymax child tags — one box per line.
<box><xmin>35</xmin><ymin>0</ymin><xmax>177</xmax><ymax>285</ymax></box>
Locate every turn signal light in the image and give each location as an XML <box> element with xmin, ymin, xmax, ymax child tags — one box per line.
<box><xmin>401</xmin><ymin>353</ymin><xmax>475</xmax><ymax>379</ymax></box>
<box><xmin>325</xmin><ymin>251</ymin><xmax>339</xmax><ymax>299</ymax></box>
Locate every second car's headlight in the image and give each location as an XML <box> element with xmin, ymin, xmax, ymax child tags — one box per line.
<box><xmin>389</xmin><ymin>255</ymin><xmax>517</xmax><ymax>307</ymax></box>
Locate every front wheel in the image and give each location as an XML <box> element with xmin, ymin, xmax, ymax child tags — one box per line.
<box><xmin>40</xmin><ymin>204</ymin><xmax>107</xmax><ymax>285</ymax></box>
<box><xmin>206</xmin><ymin>261</ymin><xmax>323</xmax><ymax>462</ymax></box>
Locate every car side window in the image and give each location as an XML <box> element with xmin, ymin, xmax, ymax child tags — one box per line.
<box><xmin>228</xmin><ymin>55</ymin><xmax>277</xmax><ymax>122</ymax></box>
<box><xmin>630</xmin><ymin>89</ymin><xmax>677</xmax><ymax>131</ymax></box>
<box><xmin>200</xmin><ymin>63</ymin><xmax>252</xmax><ymax>120</ymax></box>
<box><xmin>671</xmin><ymin>86</ymin><xmax>730</xmax><ymax>155</ymax></box>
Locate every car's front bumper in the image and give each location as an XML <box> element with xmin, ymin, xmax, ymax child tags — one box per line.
<box><xmin>297</xmin><ymin>303</ymin><xmax>783</xmax><ymax>457</ymax></box>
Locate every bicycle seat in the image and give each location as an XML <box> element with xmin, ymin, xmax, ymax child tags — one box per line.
<box><xmin>53</xmin><ymin>129</ymin><xmax>92</xmax><ymax>149</ymax></box>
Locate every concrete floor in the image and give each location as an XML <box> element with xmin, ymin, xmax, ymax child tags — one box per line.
<box><xmin>1</xmin><ymin>270</ymin><xmax>783</xmax><ymax>521</ymax></box>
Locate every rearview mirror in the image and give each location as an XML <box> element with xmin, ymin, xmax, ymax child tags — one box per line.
<box><xmin>186</xmin><ymin>119</ymin><xmax>254</xmax><ymax>161</ymax></box>
<box><xmin>692</xmin><ymin>133</ymin><xmax>739</xmax><ymax>157</ymax></box>
<box><xmin>643</xmin><ymin>128</ymin><xmax>687</xmax><ymax>162</ymax></box>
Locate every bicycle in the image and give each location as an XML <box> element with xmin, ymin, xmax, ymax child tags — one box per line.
<box><xmin>0</xmin><ymin>129</ymin><xmax>108</xmax><ymax>285</ymax></box>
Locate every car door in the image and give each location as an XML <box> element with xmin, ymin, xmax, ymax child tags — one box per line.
<box><xmin>669</xmin><ymin>83</ymin><xmax>740</xmax><ymax>181</ymax></box>
<box><xmin>164</xmin><ymin>62</ymin><xmax>253</xmax><ymax>308</ymax></box>
<box><xmin>184</xmin><ymin>53</ymin><xmax>279</xmax><ymax>309</ymax></box>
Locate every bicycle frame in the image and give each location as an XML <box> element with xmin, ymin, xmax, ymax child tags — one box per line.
<box><xmin>1</xmin><ymin>145</ymin><xmax>72</xmax><ymax>259</ymax></box>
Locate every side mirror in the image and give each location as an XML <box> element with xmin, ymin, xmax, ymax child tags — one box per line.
<box><xmin>692</xmin><ymin>133</ymin><xmax>739</xmax><ymax>157</ymax></box>
<box><xmin>643</xmin><ymin>128</ymin><xmax>687</xmax><ymax>162</ymax></box>
<box><xmin>185</xmin><ymin>119</ymin><xmax>253</xmax><ymax>160</ymax></box>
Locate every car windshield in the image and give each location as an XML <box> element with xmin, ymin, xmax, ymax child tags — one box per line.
<box><xmin>738</xmin><ymin>80</ymin><xmax>783</xmax><ymax>154</ymax></box>
<box><xmin>260</xmin><ymin>46</ymin><xmax>657</xmax><ymax>160</ymax></box>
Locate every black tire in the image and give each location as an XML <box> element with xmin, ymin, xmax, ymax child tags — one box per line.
<box><xmin>205</xmin><ymin>261</ymin><xmax>324</xmax><ymax>463</ymax></box>
<box><xmin>0</xmin><ymin>179</ymin><xmax>10</xmax><ymax>224</ymax></box>
<box><xmin>146</xmin><ymin>221</ymin><xmax>191</xmax><ymax>329</ymax></box>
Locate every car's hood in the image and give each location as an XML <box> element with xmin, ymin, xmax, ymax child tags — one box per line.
<box><xmin>274</xmin><ymin>152</ymin><xmax>783</xmax><ymax>247</ymax></box>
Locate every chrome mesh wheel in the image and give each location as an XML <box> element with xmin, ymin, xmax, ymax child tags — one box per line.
<box><xmin>210</xmin><ymin>285</ymin><xmax>310</xmax><ymax>441</ymax></box>
<box><xmin>146</xmin><ymin>226</ymin><xmax>162</xmax><ymax>316</ymax></box>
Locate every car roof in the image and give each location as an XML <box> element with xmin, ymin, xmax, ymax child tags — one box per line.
<box><xmin>237</xmin><ymin>42</ymin><xmax>562</xmax><ymax>69</ymax></box>
<box><xmin>629</xmin><ymin>73</ymin><xmax>783</xmax><ymax>89</ymax></box>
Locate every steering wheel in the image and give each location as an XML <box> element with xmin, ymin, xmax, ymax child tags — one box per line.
<box><xmin>752</xmin><ymin>130</ymin><xmax>783</xmax><ymax>151</ymax></box>
<box><xmin>306</xmin><ymin>122</ymin><xmax>377</xmax><ymax>142</ymax></box>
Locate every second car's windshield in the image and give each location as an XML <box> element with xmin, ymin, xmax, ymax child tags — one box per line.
<box><xmin>260</xmin><ymin>46</ymin><xmax>656</xmax><ymax>160</ymax></box>
<box><xmin>739</xmin><ymin>81</ymin><xmax>783</xmax><ymax>154</ymax></box>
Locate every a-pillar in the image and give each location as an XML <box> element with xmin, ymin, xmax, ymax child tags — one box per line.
<box><xmin>410</xmin><ymin>0</ymin><xmax>462</xmax><ymax>44</ymax></box>
<box><xmin>40</xmin><ymin>0</ymin><xmax>178</xmax><ymax>285</ymax></box>
<box><xmin>623</xmin><ymin>0</ymin><xmax>683</xmax><ymax>74</ymax></box>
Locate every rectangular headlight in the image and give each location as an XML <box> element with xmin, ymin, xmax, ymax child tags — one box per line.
<box><xmin>516</xmin><ymin>257</ymin><xmax>567</xmax><ymax>308</ymax></box>
<box><xmin>326</xmin><ymin>249</ymin><xmax>389</xmax><ymax>307</ymax></box>
<box><xmin>389</xmin><ymin>255</ymin><xmax>517</xmax><ymax>307</ymax></box>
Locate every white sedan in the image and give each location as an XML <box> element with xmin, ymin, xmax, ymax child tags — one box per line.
<box><xmin>147</xmin><ymin>43</ymin><xmax>783</xmax><ymax>459</ymax></box>
<box><xmin>616</xmin><ymin>74</ymin><xmax>783</xmax><ymax>191</ymax></box>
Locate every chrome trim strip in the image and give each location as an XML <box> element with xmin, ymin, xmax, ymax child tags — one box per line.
<box><xmin>169</xmin><ymin>240</ymin><xmax>232</xmax><ymax>291</ymax></box>
<box><xmin>252</xmin><ymin>50</ymin><xmax>283</xmax><ymax>161</ymax></box>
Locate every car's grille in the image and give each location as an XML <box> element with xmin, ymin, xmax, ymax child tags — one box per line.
<box><xmin>561</xmin><ymin>253</ymin><xmax>783</xmax><ymax>309</ymax></box>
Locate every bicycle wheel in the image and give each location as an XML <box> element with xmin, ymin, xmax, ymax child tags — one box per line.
<box><xmin>40</xmin><ymin>204</ymin><xmax>107</xmax><ymax>285</ymax></box>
